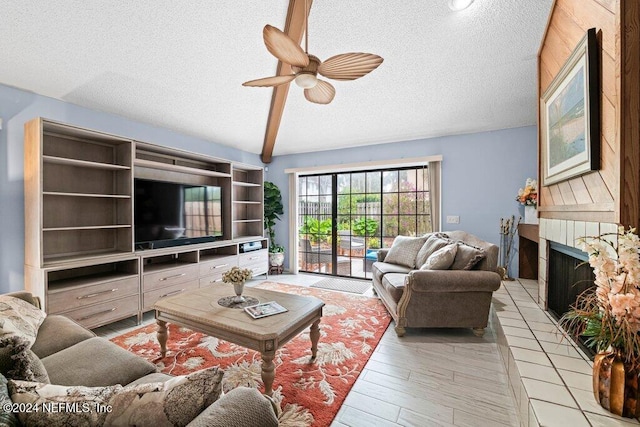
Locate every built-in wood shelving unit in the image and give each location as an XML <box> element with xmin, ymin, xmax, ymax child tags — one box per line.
<box><xmin>24</xmin><ymin>117</ymin><xmax>267</xmax><ymax>330</ymax></box>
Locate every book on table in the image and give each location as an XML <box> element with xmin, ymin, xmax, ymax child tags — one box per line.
<box><xmin>244</xmin><ymin>301</ymin><xmax>288</xmax><ymax>319</ymax></box>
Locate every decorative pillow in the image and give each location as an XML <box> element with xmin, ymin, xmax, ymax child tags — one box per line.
<box><xmin>415</xmin><ymin>235</ymin><xmax>451</xmax><ymax>268</ymax></box>
<box><xmin>9</xmin><ymin>367</ymin><xmax>224</xmax><ymax>427</ymax></box>
<box><xmin>0</xmin><ymin>336</ymin><xmax>49</xmax><ymax>383</ymax></box>
<box><xmin>420</xmin><ymin>244</ymin><xmax>458</xmax><ymax>270</ymax></box>
<box><xmin>384</xmin><ymin>235</ymin><xmax>430</xmax><ymax>268</ymax></box>
<box><xmin>0</xmin><ymin>373</ymin><xmax>19</xmax><ymax>427</ymax></box>
<box><xmin>450</xmin><ymin>241</ymin><xmax>486</xmax><ymax>270</ymax></box>
<box><xmin>0</xmin><ymin>296</ymin><xmax>46</xmax><ymax>345</ymax></box>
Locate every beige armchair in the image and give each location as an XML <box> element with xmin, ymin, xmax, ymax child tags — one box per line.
<box><xmin>371</xmin><ymin>231</ymin><xmax>502</xmax><ymax>337</ymax></box>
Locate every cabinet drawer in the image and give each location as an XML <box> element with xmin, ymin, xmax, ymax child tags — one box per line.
<box><xmin>47</xmin><ymin>276</ymin><xmax>139</xmax><ymax>314</ymax></box>
<box><xmin>199</xmin><ymin>275</ymin><xmax>225</xmax><ymax>288</ymax></box>
<box><xmin>142</xmin><ymin>264</ymin><xmax>199</xmax><ymax>292</ymax></box>
<box><xmin>199</xmin><ymin>256</ymin><xmax>237</xmax><ymax>277</ymax></box>
<box><xmin>239</xmin><ymin>250</ymin><xmax>268</xmax><ymax>276</ymax></box>
<box><xmin>239</xmin><ymin>250</ymin><xmax>268</xmax><ymax>267</ymax></box>
<box><xmin>143</xmin><ymin>280</ymin><xmax>198</xmax><ymax>310</ymax></box>
<box><xmin>63</xmin><ymin>296</ymin><xmax>139</xmax><ymax>330</ymax></box>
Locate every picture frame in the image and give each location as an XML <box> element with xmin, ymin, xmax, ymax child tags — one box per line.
<box><xmin>541</xmin><ymin>28</ymin><xmax>600</xmax><ymax>186</ymax></box>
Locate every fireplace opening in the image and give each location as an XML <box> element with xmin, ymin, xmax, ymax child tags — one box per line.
<box><xmin>547</xmin><ymin>242</ymin><xmax>595</xmax><ymax>356</ymax></box>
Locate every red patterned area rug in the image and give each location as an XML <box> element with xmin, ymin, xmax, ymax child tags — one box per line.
<box><xmin>111</xmin><ymin>282</ymin><xmax>391</xmax><ymax>426</ymax></box>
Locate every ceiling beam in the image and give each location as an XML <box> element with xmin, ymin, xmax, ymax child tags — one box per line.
<box><xmin>260</xmin><ymin>0</ymin><xmax>312</xmax><ymax>164</ymax></box>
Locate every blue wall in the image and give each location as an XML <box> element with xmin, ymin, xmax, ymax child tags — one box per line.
<box><xmin>266</xmin><ymin>126</ymin><xmax>538</xmax><ymax>275</ymax></box>
<box><xmin>0</xmin><ymin>81</ymin><xmax>537</xmax><ymax>293</ymax></box>
<box><xmin>0</xmin><ymin>83</ymin><xmax>262</xmax><ymax>293</ymax></box>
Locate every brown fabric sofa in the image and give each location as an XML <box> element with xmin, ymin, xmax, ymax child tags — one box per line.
<box><xmin>372</xmin><ymin>231</ymin><xmax>502</xmax><ymax>337</ymax></box>
<box><xmin>1</xmin><ymin>291</ymin><xmax>279</xmax><ymax>426</ymax></box>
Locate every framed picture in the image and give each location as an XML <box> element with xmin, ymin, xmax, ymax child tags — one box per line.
<box><xmin>541</xmin><ymin>28</ymin><xmax>600</xmax><ymax>186</ymax></box>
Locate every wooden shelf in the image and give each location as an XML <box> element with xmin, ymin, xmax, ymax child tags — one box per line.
<box><xmin>43</xmin><ymin>192</ymin><xmax>130</xmax><ymax>199</ymax></box>
<box><xmin>232</xmin><ymin>219</ymin><xmax>262</xmax><ymax>223</ymax></box>
<box><xmin>233</xmin><ymin>200</ymin><xmax>262</xmax><ymax>204</ymax></box>
<box><xmin>48</xmin><ymin>272</ymin><xmax>138</xmax><ymax>292</ymax></box>
<box><xmin>43</xmin><ymin>155</ymin><xmax>130</xmax><ymax>170</ymax></box>
<box><xmin>135</xmin><ymin>158</ymin><xmax>232</xmax><ymax>178</ymax></box>
<box><xmin>43</xmin><ymin>225</ymin><xmax>131</xmax><ymax>232</ymax></box>
<box><xmin>43</xmin><ymin>250</ymin><xmax>134</xmax><ymax>266</ymax></box>
<box><xmin>232</xmin><ymin>181</ymin><xmax>261</xmax><ymax>187</ymax></box>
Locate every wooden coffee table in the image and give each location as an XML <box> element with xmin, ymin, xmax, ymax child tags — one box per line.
<box><xmin>153</xmin><ymin>285</ymin><xmax>324</xmax><ymax>396</ymax></box>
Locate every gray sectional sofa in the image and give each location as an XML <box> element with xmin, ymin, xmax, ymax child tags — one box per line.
<box><xmin>372</xmin><ymin>231</ymin><xmax>502</xmax><ymax>337</ymax></box>
<box><xmin>0</xmin><ymin>291</ymin><xmax>279</xmax><ymax>426</ymax></box>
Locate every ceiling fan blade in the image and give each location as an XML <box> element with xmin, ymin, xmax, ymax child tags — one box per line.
<box><xmin>304</xmin><ymin>79</ymin><xmax>335</xmax><ymax>104</ymax></box>
<box><xmin>318</xmin><ymin>53</ymin><xmax>384</xmax><ymax>81</ymax></box>
<box><xmin>263</xmin><ymin>25</ymin><xmax>310</xmax><ymax>68</ymax></box>
<box><xmin>242</xmin><ymin>74</ymin><xmax>296</xmax><ymax>87</ymax></box>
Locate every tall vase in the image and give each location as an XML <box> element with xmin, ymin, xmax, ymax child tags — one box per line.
<box><xmin>524</xmin><ymin>205</ymin><xmax>538</xmax><ymax>224</ymax></box>
<box><xmin>232</xmin><ymin>281</ymin><xmax>246</xmax><ymax>303</ymax></box>
<box><xmin>593</xmin><ymin>349</ymin><xmax>640</xmax><ymax>418</ymax></box>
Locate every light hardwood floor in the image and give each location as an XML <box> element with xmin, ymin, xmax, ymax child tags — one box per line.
<box><xmin>95</xmin><ymin>273</ymin><xmax>518</xmax><ymax>427</ymax></box>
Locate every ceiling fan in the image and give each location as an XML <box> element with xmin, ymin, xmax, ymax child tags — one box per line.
<box><xmin>242</xmin><ymin>6</ymin><xmax>383</xmax><ymax>105</ymax></box>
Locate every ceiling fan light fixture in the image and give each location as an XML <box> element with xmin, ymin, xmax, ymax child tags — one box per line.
<box><xmin>448</xmin><ymin>0</ymin><xmax>474</xmax><ymax>11</ymax></box>
<box><xmin>294</xmin><ymin>72</ymin><xmax>318</xmax><ymax>88</ymax></box>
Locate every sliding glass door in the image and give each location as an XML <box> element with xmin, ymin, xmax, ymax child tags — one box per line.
<box><xmin>298</xmin><ymin>166</ymin><xmax>432</xmax><ymax>279</ymax></box>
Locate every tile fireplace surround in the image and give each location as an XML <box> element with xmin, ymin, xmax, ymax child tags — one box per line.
<box><xmin>493</xmin><ymin>217</ymin><xmax>639</xmax><ymax>426</ymax></box>
<box><xmin>493</xmin><ymin>279</ymin><xmax>639</xmax><ymax>426</ymax></box>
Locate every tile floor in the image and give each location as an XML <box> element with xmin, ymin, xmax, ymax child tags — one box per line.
<box><xmin>95</xmin><ymin>274</ymin><xmax>640</xmax><ymax>426</ymax></box>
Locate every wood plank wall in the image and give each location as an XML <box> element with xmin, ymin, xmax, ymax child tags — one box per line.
<box><xmin>537</xmin><ymin>0</ymin><xmax>640</xmax><ymax>226</ymax></box>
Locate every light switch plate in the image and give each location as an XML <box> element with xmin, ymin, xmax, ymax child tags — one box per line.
<box><xmin>446</xmin><ymin>215</ymin><xmax>460</xmax><ymax>224</ymax></box>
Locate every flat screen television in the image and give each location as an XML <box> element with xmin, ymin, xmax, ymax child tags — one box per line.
<box><xmin>134</xmin><ymin>179</ymin><xmax>223</xmax><ymax>250</ymax></box>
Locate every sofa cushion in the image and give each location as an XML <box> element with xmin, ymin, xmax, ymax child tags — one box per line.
<box><xmin>0</xmin><ymin>373</ymin><xmax>19</xmax><ymax>427</ymax></box>
<box><xmin>384</xmin><ymin>235</ymin><xmax>429</xmax><ymax>268</ymax></box>
<box><xmin>0</xmin><ymin>336</ymin><xmax>49</xmax><ymax>383</ymax></box>
<box><xmin>0</xmin><ymin>296</ymin><xmax>46</xmax><ymax>345</ymax></box>
<box><xmin>42</xmin><ymin>337</ymin><xmax>157</xmax><ymax>387</ymax></box>
<box><xmin>31</xmin><ymin>314</ymin><xmax>96</xmax><ymax>359</ymax></box>
<box><xmin>421</xmin><ymin>244</ymin><xmax>458</xmax><ymax>270</ymax></box>
<box><xmin>9</xmin><ymin>367</ymin><xmax>224</xmax><ymax>427</ymax></box>
<box><xmin>187</xmin><ymin>387</ymin><xmax>279</xmax><ymax>427</ymax></box>
<box><xmin>450</xmin><ymin>242</ymin><xmax>486</xmax><ymax>270</ymax></box>
<box><xmin>372</xmin><ymin>262</ymin><xmax>412</xmax><ymax>283</ymax></box>
<box><xmin>416</xmin><ymin>235</ymin><xmax>451</xmax><ymax>267</ymax></box>
<box><xmin>381</xmin><ymin>273</ymin><xmax>408</xmax><ymax>303</ymax></box>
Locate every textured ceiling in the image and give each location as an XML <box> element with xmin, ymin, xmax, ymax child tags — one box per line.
<box><xmin>0</xmin><ymin>0</ymin><xmax>553</xmax><ymax>158</ymax></box>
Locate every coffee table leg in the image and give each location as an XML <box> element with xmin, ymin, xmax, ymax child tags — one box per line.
<box><xmin>157</xmin><ymin>319</ymin><xmax>168</xmax><ymax>357</ymax></box>
<box><xmin>310</xmin><ymin>319</ymin><xmax>321</xmax><ymax>360</ymax></box>
<box><xmin>261</xmin><ymin>354</ymin><xmax>275</xmax><ymax>396</ymax></box>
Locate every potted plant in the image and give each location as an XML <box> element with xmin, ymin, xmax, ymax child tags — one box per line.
<box><xmin>264</xmin><ymin>181</ymin><xmax>285</xmax><ymax>268</ymax></box>
<box><xmin>560</xmin><ymin>227</ymin><xmax>640</xmax><ymax>418</ymax></box>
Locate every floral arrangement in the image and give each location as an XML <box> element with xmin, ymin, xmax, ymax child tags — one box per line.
<box><xmin>560</xmin><ymin>227</ymin><xmax>640</xmax><ymax>370</ymax></box>
<box><xmin>222</xmin><ymin>266</ymin><xmax>252</xmax><ymax>284</ymax></box>
<box><xmin>516</xmin><ymin>178</ymin><xmax>537</xmax><ymax>206</ymax></box>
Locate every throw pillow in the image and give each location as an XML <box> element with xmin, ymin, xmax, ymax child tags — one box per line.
<box><xmin>450</xmin><ymin>241</ymin><xmax>486</xmax><ymax>270</ymax></box>
<box><xmin>420</xmin><ymin>244</ymin><xmax>458</xmax><ymax>270</ymax></box>
<box><xmin>0</xmin><ymin>296</ymin><xmax>46</xmax><ymax>345</ymax></box>
<box><xmin>0</xmin><ymin>336</ymin><xmax>49</xmax><ymax>383</ymax></box>
<box><xmin>0</xmin><ymin>373</ymin><xmax>19</xmax><ymax>427</ymax></box>
<box><xmin>384</xmin><ymin>235</ymin><xmax>430</xmax><ymax>268</ymax></box>
<box><xmin>415</xmin><ymin>235</ymin><xmax>451</xmax><ymax>268</ymax></box>
<box><xmin>9</xmin><ymin>366</ymin><xmax>224</xmax><ymax>427</ymax></box>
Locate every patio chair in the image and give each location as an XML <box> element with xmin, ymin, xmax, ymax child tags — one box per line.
<box><xmin>337</xmin><ymin>230</ymin><xmax>365</xmax><ymax>256</ymax></box>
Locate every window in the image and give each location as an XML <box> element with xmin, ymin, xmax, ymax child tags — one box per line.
<box><xmin>297</xmin><ymin>164</ymin><xmax>436</xmax><ymax>278</ymax></box>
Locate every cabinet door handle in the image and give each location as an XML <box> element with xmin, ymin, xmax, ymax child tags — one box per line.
<box><xmin>159</xmin><ymin>273</ymin><xmax>186</xmax><ymax>281</ymax></box>
<box><xmin>210</xmin><ymin>279</ymin><xmax>223</xmax><ymax>284</ymax></box>
<box><xmin>77</xmin><ymin>307</ymin><xmax>116</xmax><ymax>321</ymax></box>
<box><xmin>160</xmin><ymin>289</ymin><xmax>185</xmax><ymax>298</ymax></box>
<box><xmin>211</xmin><ymin>264</ymin><xmax>229</xmax><ymax>270</ymax></box>
<box><xmin>249</xmin><ymin>256</ymin><xmax>260</xmax><ymax>260</ymax></box>
<box><xmin>77</xmin><ymin>289</ymin><xmax>118</xmax><ymax>299</ymax></box>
